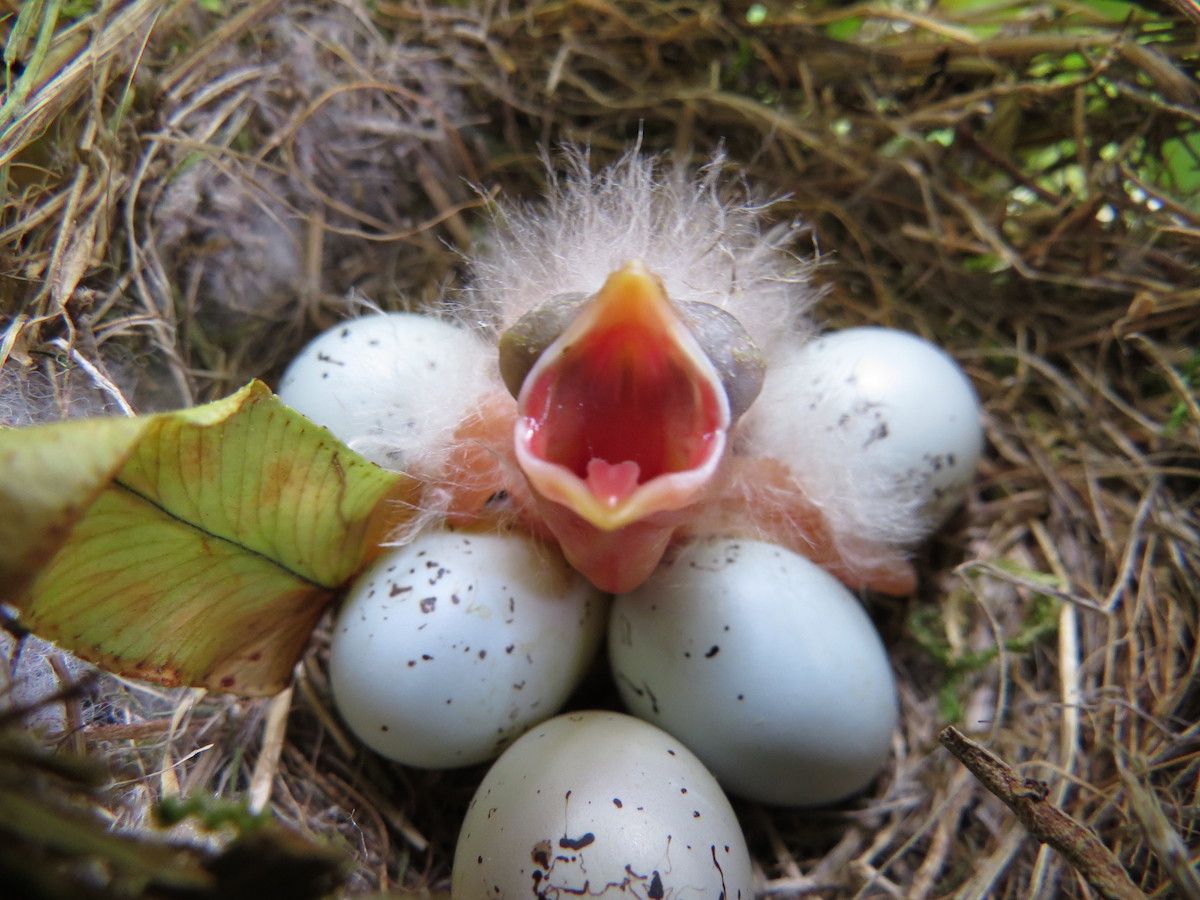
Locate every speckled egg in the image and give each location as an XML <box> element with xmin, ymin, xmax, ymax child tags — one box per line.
<box><xmin>277</xmin><ymin>312</ymin><xmax>491</xmax><ymax>469</ymax></box>
<box><xmin>453</xmin><ymin>710</ymin><xmax>754</xmax><ymax>899</ymax></box>
<box><xmin>329</xmin><ymin>530</ymin><xmax>608</xmax><ymax>768</ymax></box>
<box><xmin>745</xmin><ymin>326</ymin><xmax>983</xmax><ymax>547</ymax></box>
<box><xmin>610</xmin><ymin>537</ymin><xmax>898</xmax><ymax>806</ymax></box>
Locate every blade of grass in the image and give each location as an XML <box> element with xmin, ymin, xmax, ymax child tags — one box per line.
<box><xmin>0</xmin><ymin>0</ymin><xmax>61</xmax><ymax>133</ymax></box>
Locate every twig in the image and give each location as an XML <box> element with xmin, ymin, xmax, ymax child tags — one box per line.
<box><xmin>939</xmin><ymin>726</ymin><xmax>1146</xmax><ymax>900</ymax></box>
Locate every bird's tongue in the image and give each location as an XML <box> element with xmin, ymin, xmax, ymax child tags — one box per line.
<box><xmin>585</xmin><ymin>459</ymin><xmax>641</xmax><ymax>506</ymax></box>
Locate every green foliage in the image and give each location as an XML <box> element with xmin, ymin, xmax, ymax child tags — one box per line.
<box><xmin>0</xmin><ymin>0</ymin><xmax>61</xmax><ymax>134</ymax></box>
<box><xmin>1022</xmin><ymin>139</ymin><xmax>1088</xmax><ymax>200</ymax></box>
<box><xmin>1164</xmin><ymin>351</ymin><xmax>1200</xmax><ymax>437</ymax></box>
<box><xmin>157</xmin><ymin>795</ymin><xmax>273</xmax><ymax>833</ymax></box>
<box><xmin>1161</xmin><ymin>131</ymin><xmax>1200</xmax><ymax>197</ymax></box>
<box><xmin>3</xmin><ymin>0</ymin><xmax>45</xmax><ymax>70</ymax></box>
<box><xmin>909</xmin><ymin>586</ymin><xmax>1061</xmax><ymax>722</ymax></box>
<box><xmin>1077</xmin><ymin>0</ymin><xmax>1142</xmax><ymax>21</ymax></box>
<box><xmin>926</xmin><ymin>128</ymin><xmax>956</xmax><ymax>148</ymax></box>
<box><xmin>962</xmin><ymin>252</ymin><xmax>1006</xmax><ymax>273</ymax></box>
<box><xmin>60</xmin><ymin>0</ymin><xmax>97</xmax><ymax>18</ymax></box>
<box><xmin>825</xmin><ymin>16</ymin><xmax>864</xmax><ymax>41</ymax></box>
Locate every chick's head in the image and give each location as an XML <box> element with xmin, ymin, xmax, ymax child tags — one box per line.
<box><xmin>448</xmin><ymin>150</ymin><xmax>818</xmax><ymax>592</ymax></box>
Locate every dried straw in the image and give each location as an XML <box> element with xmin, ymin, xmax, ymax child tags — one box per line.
<box><xmin>2</xmin><ymin>0</ymin><xmax>1197</xmax><ymax>895</ymax></box>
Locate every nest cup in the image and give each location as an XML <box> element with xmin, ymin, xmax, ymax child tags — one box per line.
<box><xmin>1</xmin><ymin>1</ymin><xmax>1197</xmax><ymax>896</ymax></box>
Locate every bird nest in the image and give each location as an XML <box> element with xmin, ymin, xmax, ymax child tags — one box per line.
<box><xmin>1</xmin><ymin>0</ymin><xmax>1197</xmax><ymax>896</ymax></box>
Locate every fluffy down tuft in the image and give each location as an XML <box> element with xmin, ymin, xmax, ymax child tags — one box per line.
<box><xmin>742</xmin><ymin>354</ymin><xmax>933</xmax><ymax>551</ymax></box>
<box><xmin>459</xmin><ymin>148</ymin><xmax>818</xmax><ymax>354</ymax></box>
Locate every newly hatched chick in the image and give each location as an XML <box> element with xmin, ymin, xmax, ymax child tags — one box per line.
<box><xmin>411</xmin><ymin>149</ymin><xmax>919</xmax><ymax>594</ymax></box>
<box><xmin>283</xmin><ymin>150</ymin><xmax>922</xmax><ymax>593</ymax></box>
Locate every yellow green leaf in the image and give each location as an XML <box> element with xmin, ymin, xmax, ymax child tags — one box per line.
<box><xmin>0</xmin><ymin>414</ymin><xmax>145</xmax><ymax>597</ymax></box>
<box><xmin>0</xmin><ymin>381</ymin><xmax>418</xmax><ymax>695</ymax></box>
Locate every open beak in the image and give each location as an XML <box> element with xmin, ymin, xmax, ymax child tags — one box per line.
<box><xmin>513</xmin><ymin>261</ymin><xmax>730</xmax><ymax>592</ymax></box>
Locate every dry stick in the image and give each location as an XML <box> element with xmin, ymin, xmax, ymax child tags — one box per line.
<box><xmin>938</xmin><ymin>726</ymin><xmax>1146</xmax><ymax>900</ymax></box>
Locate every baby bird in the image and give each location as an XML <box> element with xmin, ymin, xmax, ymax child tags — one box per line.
<box><xmin>282</xmin><ymin>150</ymin><xmax>920</xmax><ymax>594</ymax></box>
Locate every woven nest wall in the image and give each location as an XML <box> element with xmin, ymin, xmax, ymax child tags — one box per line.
<box><xmin>1</xmin><ymin>0</ymin><xmax>1197</xmax><ymax>897</ymax></box>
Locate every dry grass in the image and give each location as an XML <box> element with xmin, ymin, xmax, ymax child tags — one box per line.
<box><xmin>2</xmin><ymin>0</ymin><xmax>1198</xmax><ymax>896</ymax></box>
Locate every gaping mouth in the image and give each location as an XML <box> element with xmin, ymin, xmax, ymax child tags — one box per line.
<box><xmin>514</xmin><ymin>262</ymin><xmax>730</xmax><ymax>531</ymax></box>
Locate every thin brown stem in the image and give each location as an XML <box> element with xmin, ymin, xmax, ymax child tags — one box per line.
<box><xmin>939</xmin><ymin>726</ymin><xmax>1146</xmax><ymax>900</ymax></box>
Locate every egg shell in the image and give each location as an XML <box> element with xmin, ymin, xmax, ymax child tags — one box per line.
<box><xmin>609</xmin><ymin>538</ymin><xmax>898</xmax><ymax>806</ymax></box>
<box><xmin>277</xmin><ymin>312</ymin><xmax>492</xmax><ymax>469</ymax></box>
<box><xmin>329</xmin><ymin>530</ymin><xmax>608</xmax><ymax>768</ymax></box>
<box><xmin>453</xmin><ymin>710</ymin><xmax>754</xmax><ymax>899</ymax></box>
<box><xmin>746</xmin><ymin>326</ymin><xmax>983</xmax><ymax>546</ymax></box>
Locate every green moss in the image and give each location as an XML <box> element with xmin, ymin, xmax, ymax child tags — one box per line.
<box><xmin>909</xmin><ymin>585</ymin><xmax>1061</xmax><ymax>723</ymax></box>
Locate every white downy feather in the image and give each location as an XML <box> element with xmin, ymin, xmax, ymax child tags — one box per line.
<box><xmin>458</xmin><ymin>147</ymin><xmax>818</xmax><ymax>355</ymax></box>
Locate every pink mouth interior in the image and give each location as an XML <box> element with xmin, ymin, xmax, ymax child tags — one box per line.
<box><xmin>521</xmin><ymin>320</ymin><xmax>724</xmax><ymax>507</ymax></box>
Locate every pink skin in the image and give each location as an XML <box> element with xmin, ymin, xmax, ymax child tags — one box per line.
<box><xmin>529</xmin><ymin>495</ymin><xmax>694</xmax><ymax>594</ymax></box>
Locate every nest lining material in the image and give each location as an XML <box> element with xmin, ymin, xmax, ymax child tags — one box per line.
<box><xmin>1</xmin><ymin>0</ymin><xmax>1197</xmax><ymax>896</ymax></box>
